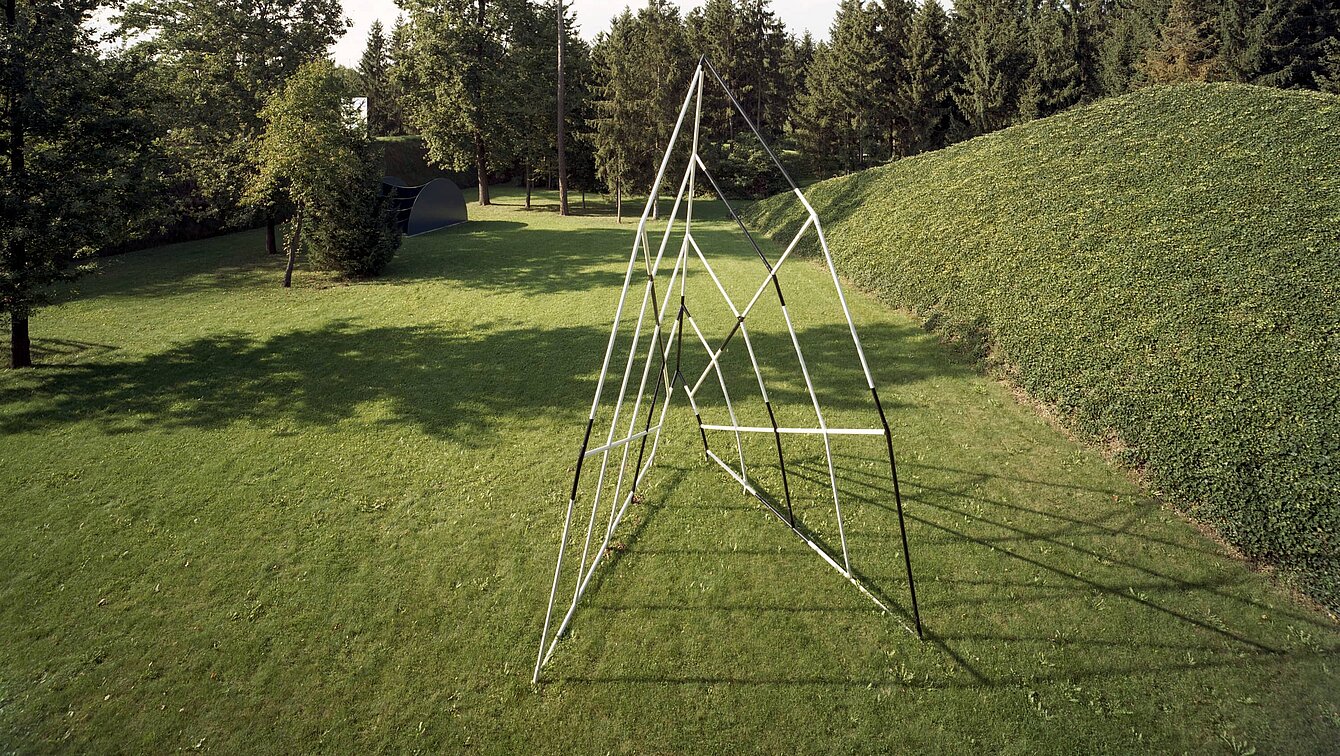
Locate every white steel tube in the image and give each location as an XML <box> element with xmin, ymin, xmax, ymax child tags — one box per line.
<box><xmin>779</xmin><ymin>302</ymin><xmax>852</xmax><ymax>575</ymax></box>
<box><xmin>700</xmin><ymin>424</ymin><xmax>884</xmax><ymax>436</ymax></box>
<box><xmin>688</xmin><ymin>313</ymin><xmax>747</xmax><ymax>486</ymax></box>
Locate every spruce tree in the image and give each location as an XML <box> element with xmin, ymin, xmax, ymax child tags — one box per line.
<box><xmin>779</xmin><ymin>32</ymin><xmax>816</xmax><ymax>137</ymax></box>
<box><xmin>591</xmin><ymin>10</ymin><xmax>640</xmax><ymax>221</ymax></box>
<box><xmin>736</xmin><ymin>0</ymin><xmax>791</xmax><ymax>141</ymax></box>
<box><xmin>386</xmin><ymin>17</ymin><xmax>413</xmax><ymax>135</ymax></box>
<box><xmin>904</xmin><ymin>0</ymin><xmax>956</xmax><ymax>154</ymax></box>
<box><xmin>1020</xmin><ymin>0</ymin><xmax>1084</xmax><ymax>120</ymax></box>
<box><xmin>952</xmin><ymin>0</ymin><xmax>1029</xmax><ymax>135</ymax></box>
<box><xmin>1140</xmin><ymin>0</ymin><xmax>1224</xmax><ymax>83</ymax></box>
<box><xmin>628</xmin><ymin>0</ymin><xmax>691</xmax><ymax>212</ymax></box>
<box><xmin>686</xmin><ymin>0</ymin><xmax>741</xmax><ymax>142</ymax></box>
<box><xmin>874</xmin><ymin>0</ymin><xmax>917</xmax><ymax>158</ymax></box>
<box><xmin>359</xmin><ymin>21</ymin><xmax>392</xmax><ymax>137</ymax></box>
<box><xmin>1254</xmin><ymin>0</ymin><xmax>1340</xmax><ymax>90</ymax></box>
<box><xmin>1219</xmin><ymin>0</ymin><xmax>1264</xmax><ymax>81</ymax></box>
<box><xmin>511</xmin><ymin>2</ymin><xmax>559</xmax><ymax>209</ymax></box>
<box><xmin>1095</xmin><ymin>0</ymin><xmax>1165</xmax><ymax>95</ymax></box>
<box><xmin>800</xmin><ymin>0</ymin><xmax>882</xmax><ymax>174</ymax></box>
<box><xmin>1073</xmin><ymin>0</ymin><xmax>1111</xmax><ymax>100</ymax></box>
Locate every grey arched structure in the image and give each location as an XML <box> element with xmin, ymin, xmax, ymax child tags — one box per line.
<box><xmin>381</xmin><ymin>176</ymin><xmax>469</xmax><ymax>236</ymax></box>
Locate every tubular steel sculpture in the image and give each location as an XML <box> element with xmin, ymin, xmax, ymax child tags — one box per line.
<box><xmin>534</xmin><ymin>58</ymin><xmax>923</xmax><ymax>683</ymax></box>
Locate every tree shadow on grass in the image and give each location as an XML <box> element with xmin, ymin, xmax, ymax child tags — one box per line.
<box><xmin>0</xmin><ymin>318</ymin><xmax>961</xmax><ymax>445</ymax></box>
<box><xmin>553</xmin><ymin>444</ymin><xmax>1339</xmax><ymax>693</ymax></box>
<box><xmin>0</xmin><ymin>320</ymin><xmax>608</xmax><ymax>445</ymax></box>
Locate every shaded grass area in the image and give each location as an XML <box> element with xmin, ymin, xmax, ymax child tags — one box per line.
<box><xmin>0</xmin><ymin>187</ymin><xmax>1337</xmax><ymax>753</ymax></box>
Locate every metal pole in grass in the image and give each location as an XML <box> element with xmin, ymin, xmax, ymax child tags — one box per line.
<box><xmin>534</xmin><ymin>59</ymin><xmax>925</xmax><ymax>683</ymax></box>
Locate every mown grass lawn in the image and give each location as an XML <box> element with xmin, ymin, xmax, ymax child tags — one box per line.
<box><xmin>1</xmin><ymin>187</ymin><xmax>1337</xmax><ymax>753</ymax></box>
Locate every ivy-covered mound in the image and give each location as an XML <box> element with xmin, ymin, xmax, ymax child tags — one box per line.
<box><xmin>746</xmin><ymin>83</ymin><xmax>1340</xmax><ymax>611</ymax></box>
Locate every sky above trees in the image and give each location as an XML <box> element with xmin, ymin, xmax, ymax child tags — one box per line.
<box><xmin>330</xmin><ymin>0</ymin><xmax>837</xmax><ymax>67</ymax></box>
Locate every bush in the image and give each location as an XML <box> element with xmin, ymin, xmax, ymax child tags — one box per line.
<box><xmin>702</xmin><ymin>138</ymin><xmax>793</xmax><ymax>200</ymax></box>
<box><xmin>746</xmin><ymin>84</ymin><xmax>1340</xmax><ymax>610</ymax></box>
<box><xmin>305</xmin><ymin>146</ymin><xmax>402</xmax><ymax>278</ymax></box>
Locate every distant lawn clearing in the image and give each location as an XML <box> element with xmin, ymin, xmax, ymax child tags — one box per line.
<box><xmin>1</xmin><ymin>188</ymin><xmax>1337</xmax><ymax>752</ymax></box>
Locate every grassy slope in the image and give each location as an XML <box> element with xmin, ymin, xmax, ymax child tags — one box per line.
<box><xmin>747</xmin><ymin>83</ymin><xmax>1340</xmax><ymax>610</ymax></box>
<box><xmin>0</xmin><ymin>188</ymin><xmax>1337</xmax><ymax>752</ymax></box>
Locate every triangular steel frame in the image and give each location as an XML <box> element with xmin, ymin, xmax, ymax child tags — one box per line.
<box><xmin>533</xmin><ymin>58</ymin><xmax>922</xmax><ymax>683</ymax></box>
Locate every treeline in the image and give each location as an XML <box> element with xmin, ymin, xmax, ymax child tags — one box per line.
<box><xmin>370</xmin><ymin>0</ymin><xmax>1339</xmax><ymax>202</ymax></box>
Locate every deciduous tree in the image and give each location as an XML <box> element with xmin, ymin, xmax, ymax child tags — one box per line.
<box><xmin>2</xmin><ymin>0</ymin><xmax>155</xmax><ymax>368</ymax></box>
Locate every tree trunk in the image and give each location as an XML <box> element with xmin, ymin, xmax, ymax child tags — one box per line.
<box><xmin>10</xmin><ymin>312</ymin><xmax>30</xmax><ymax>369</ymax></box>
<box><xmin>615</xmin><ymin>182</ymin><xmax>621</xmax><ymax>224</ymax></box>
<box><xmin>5</xmin><ymin>0</ymin><xmax>31</xmax><ymax>369</ymax></box>
<box><xmin>475</xmin><ymin>135</ymin><xmax>490</xmax><ymax>205</ymax></box>
<box><xmin>525</xmin><ymin>161</ymin><xmax>532</xmax><ymax>209</ymax></box>
<box><xmin>474</xmin><ymin>0</ymin><xmax>490</xmax><ymax>206</ymax></box>
<box><xmin>266</xmin><ymin>216</ymin><xmax>278</xmax><ymax>255</ymax></box>
<box><xmin>556</xmin><ymin>0</ymin><xmax>570</xmax><ymax>216</ymax></box>
<box><xmin>581</xmin><ymin>188</ymin><xmax>585</xmax><ymax>211</ymax></box>
<box><xmin>283</xmin><ymin>207</ymin><xmax>305</xmax><ymax>289</ymax></box>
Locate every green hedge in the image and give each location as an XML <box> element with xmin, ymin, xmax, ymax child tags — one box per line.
<box><xmin>746</xmin><ymin>84</ymin><xmax>1340</xmax><ymax>611</ymax></box>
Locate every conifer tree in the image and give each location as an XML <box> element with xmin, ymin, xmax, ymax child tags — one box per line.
<box><xmin>1219</xmin><ymin>0</ymin><xmax>1264</xmax><ymax>81</ymax></box>
<box><xmin>904</xmin><ymin>0</ymin><xmax>956</xmax><ymax>153</ymax></box>
<box><xmin>736</xmin><ymin>0</ymin><xmax>790</xmax><ymax>141</ymax></box>
<box><xmin>874</xmin><ymin>0</ymin><xmax>917</xmax><ymax>158</ymax></box>
<box><xmin>1253</xmin><ymin>0</ymin><xmax>1340</xmax><ymax>90</ymax></box>
<box><xmin>1140</xmin><ymin>0</ymin><xmax>1224</xmax><ymax>82</ymax></box>
<box><xmin>1020</xmin><ymin>0</ymin><xmax>1084</xmax><ymax>120</ymax></box>
<box><xmin>511</xmin><ymin>2</ymin><xmax>559</xmax><ymax>208</ymax></box>
<box><xmin>800</xmin><ymin>0</ymin><xmax>882</xmax><ymax>174</ymax></box>
<box><xmin>591</xmin><ymin>10</ymin><xmax>640</xmax><ymax>222</ymax></box>
<box><xmin>1095</xmin><ymin>0</ymin><xmax>1164</xmax><ymax>95</ymax></box>
<box><xmin>686</xmin><ymin>0</ymin><xmax>741</xmax><ymax>142</ymax></box>
<box><xmin>953</xmin><ymin>0</ymin><xmax>1028</xmax><ymax>134</ymax></box>
<box><xmin>1073</xmin><ymin>0</ymin><xmax>1110</xmax><ymax>100</ymax></box>
<box><xmin>628</xmin><ymin>0</ymin><xmax>691</xmax><ymax>214</ymax></box>
<box><xmin>386</xmin><ymin>17</ymin><xmax>413</xmax><ymax>135</ymax></box>
<box><xmin>359</xmin><ymin>21</ymin><xmax>392</xmax><ymax>137</ymax></box>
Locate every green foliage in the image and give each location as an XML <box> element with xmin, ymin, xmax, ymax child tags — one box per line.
<box><xmin>303</xmin><ymin>148</ymin><xmax>402</xmax><ymax>278</ymax></box>
<box><xmin>250</xmin><ymin>60</ymin><xmax>398</xmax><ymax>280</ymax></box>
<box><xmin>952</xmin><ymin>0</ymin><xmax>1029</xmax><ymax>133</ymax></box>
<box><xmin>397</xmin><ymin>0</ymin><xmax>524</xmax><ymax>203</ymax></box>
<box><xmin>1140</xmin><ymin>0</ymin><xmax>1225</xmax><ymax>83</ymax></box>
<box><xmin>360</xmin><ymin>21</ymin><xmax>393</xmax><ymax>137</ymax></box>
<box><xmin>1020</xmin><ymin>0</ymin><xmax>1084</xmax><ymax>119</ymax></box>
<box><xmin>747</xmin><ymin>84</ymin><xmax>1340</xmax><ymax>609</ymax></box>
<box><xmin>590</xmin><ymin>1</ymin><xmax>691</xmax><ymax>215</ymax></box>
<box><xmin>115</xmin><ymin>0</ymin><xmax>346</xmax><ymax>230</ymax></box>
<box><xmin>700</xmin><ymin>138</ymin><xmax>790</xmax><ymax>199</ymax></box>
<box><xmin>1253</xmin><ymin>0</ymin><xmax>1340</xmax><ymax>90</ymax></box>
<box><xmin>799</xmin><ymin>0</ymin><xmax>883</xmax><ymax>173</ymax></box>
<box><xmin>1</xmin><ymin>1</ymin><xmax>156</xmax><ymax>347</ymax></box>
<box><xmin>903</xmin><ymin>0</ymin><xmax>956</xmax><ymax>154</ymax></box>
<box><xmin>250</xmin><ymin>60</ymin><xmax>363</xmax><ymax>213</ymax></box>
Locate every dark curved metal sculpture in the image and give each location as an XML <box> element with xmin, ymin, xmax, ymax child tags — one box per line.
<box><xmin>381</xmin><ymin>176</ymin><xmax>469</xmax><ymax>236</ymax></box>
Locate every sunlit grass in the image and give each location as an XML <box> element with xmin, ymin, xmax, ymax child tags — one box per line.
<box><xmin>0</xmin><ymin>186</ymin><xmax>1336</xmax><ymax>752</ymax></box>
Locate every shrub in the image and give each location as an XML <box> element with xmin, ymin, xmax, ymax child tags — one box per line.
<box><xmin>702</xmin><ymin>138</ymin><xmax>793</xmax><ymax>200</ymax></box>
<box><xmin>305</xmin><ymin>146</ymin><xmax>402</xmax><ymax>278</ymax></box>
<box><xmin>745</xmin><ymin>84</ymin><xmax>1340</xmax><ymax>610</ymax></box>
